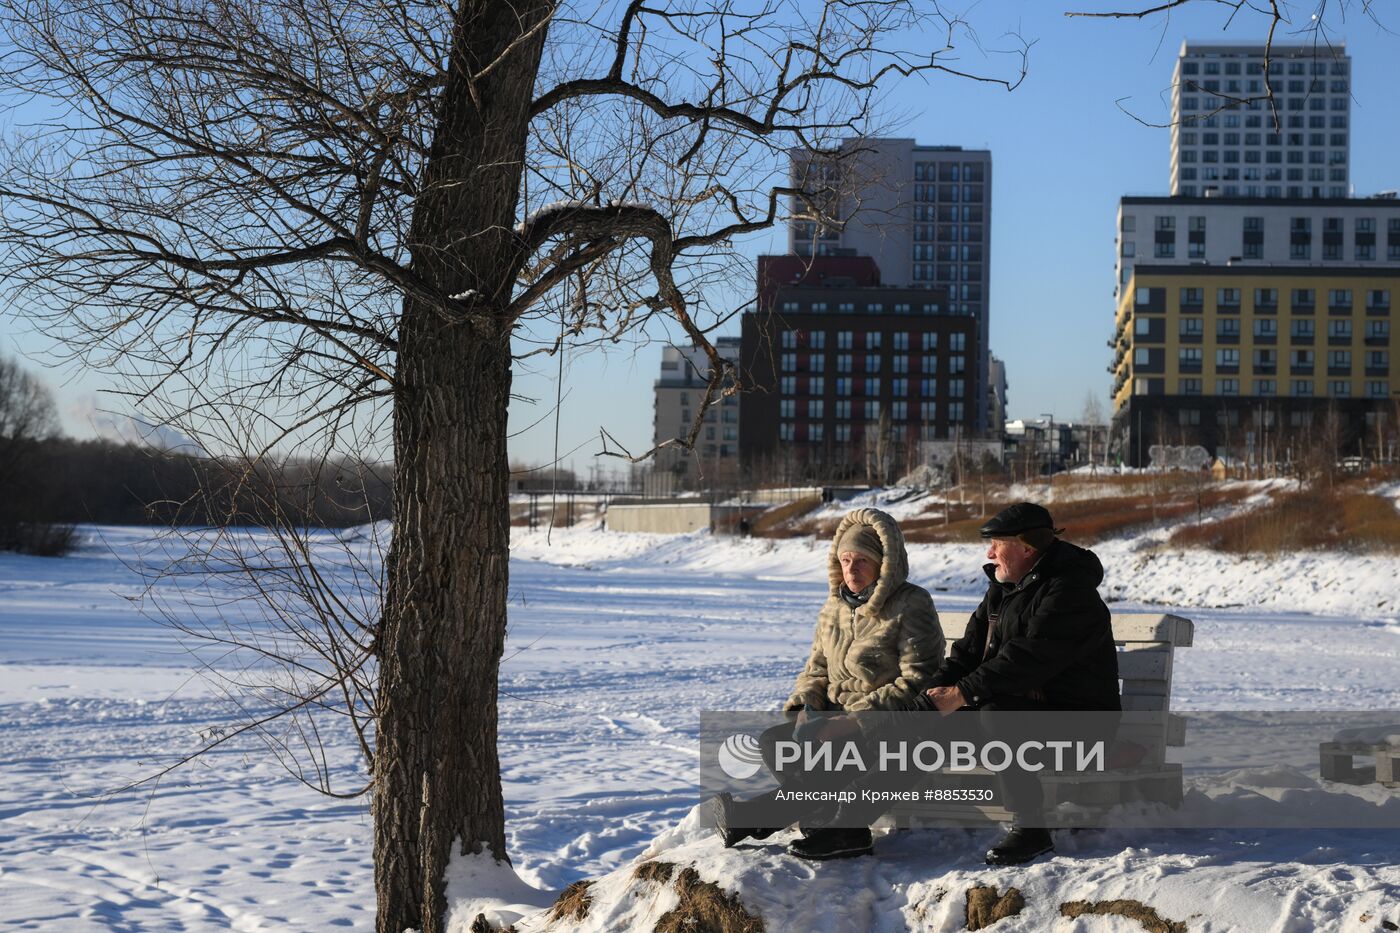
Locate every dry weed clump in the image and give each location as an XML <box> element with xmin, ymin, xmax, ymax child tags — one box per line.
<box><xmin>964</xmin><ymin>885</ymin><xmax>1025</xmax><ymax>929</ymax></box>
<box><xmin>653</xmin><ymin>867</ymin><xmax>765</xmax><ymax>932</ymax></box>
<box><xmin>547</xmin><ymin>880</ymin><xmax>594</xmax><ymax>924</ymax></box>
<box><xmin>631</xmin><ymin>861</ymin><xmax>676</xmax><ymax>886</ymax></box>
<box><xmin>1059</xmin><ymin>898</ymin><xmax>1186</xmax><ymax>933</ymax></box>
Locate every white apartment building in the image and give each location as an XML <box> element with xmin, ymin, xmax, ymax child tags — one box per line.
<box><xmin>1116</xmin><ymin>195</ymin><xmax>1400</xmax><ymax>298</ymax></box>
<box><xmin>1170</xmin><ymin>41</ymin><xmax>1351</xmax><ymax>200</ymax></box>
<box><xmin>651</xmin><ymin>337</ymin><xmax>741</xmax><ymax>488</ymax></box>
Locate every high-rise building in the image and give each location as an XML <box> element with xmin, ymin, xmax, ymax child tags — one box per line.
<box><xmin>1171</xmin><ymin>41</ymin><xmax>1351</xmax><ymax>200</ymax></box>
<box><xmin>739</xmin><ymin>255</ymin><xmax>977</xmax><ymax>483</ymax></box>
<box><xmin>787</xmin><ymin>138</ymin><xmax>993</xmax><ymax>432</ymax></box>
<box><xmin>652</xmin><ymin>337</ymin><xmax>741</xmax><ymax>490</ymax></box>
<box><xmin>1110</xmin><ymin>196</ymin><xmax>1400</xmax><ymax>466</ymax></box>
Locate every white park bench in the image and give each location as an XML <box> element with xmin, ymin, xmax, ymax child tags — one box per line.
<box><xmin>890</xmin><ymin>610</ymin><xmax>1195</xmax><ymax>828</ymax></box>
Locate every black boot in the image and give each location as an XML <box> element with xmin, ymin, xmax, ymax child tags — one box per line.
<box><xmin>710</xmin><ymin>792</ymin><xmax>781</xmax><ymax>848</ymax></box>
<box><xmin>787</xmin><ymin>827</ymin><xmax>873</xmax><ymax>861</ymax></box>
<box><xmin>984</xmin><ymin>827</ymin><xmax>1053</xmax><ymax>866</ymax></box>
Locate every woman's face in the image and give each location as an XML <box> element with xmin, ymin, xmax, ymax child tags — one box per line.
<box><xmin>839</xmin><ymin>551</ymin><xmax>878</xmax><ymax>593</ymax></box>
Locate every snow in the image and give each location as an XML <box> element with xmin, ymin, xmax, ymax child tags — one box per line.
<box><xmin>3</xmin><ymin>521</ymin><xmax>1400</xmax><ymax>930</ymax></box>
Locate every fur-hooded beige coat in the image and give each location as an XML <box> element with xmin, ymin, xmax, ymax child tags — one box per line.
<box><xmin>783</xmin><ymin>508</ymin><xmax>946</xmax><ymax>712</ymax></box>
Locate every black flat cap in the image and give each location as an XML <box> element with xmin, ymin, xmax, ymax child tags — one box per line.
<box><xmin>979</xmin><ymin>502</ymin><xmax>1059</xmax><ymax>538</ymax></box>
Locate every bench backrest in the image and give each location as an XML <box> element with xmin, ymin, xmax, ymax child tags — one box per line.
<box><xmin>935</xmin><ymin>611</ymin><xmax>1194</xmax><ymax>750</ymax></box>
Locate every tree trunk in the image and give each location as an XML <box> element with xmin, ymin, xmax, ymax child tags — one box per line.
<box><xmin>373</xmin><ymin>3</ymin><xmax>550</xmax><ymax>931</ymax></box>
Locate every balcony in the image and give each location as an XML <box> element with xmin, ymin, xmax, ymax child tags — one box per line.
<box><xmin>1255</xmin><ymin>303</ymin><xmax>1278</xmax><ymax>315</ymax></box>
<box><xmin>1217</xmin><ymin>365</ymin><xmax>1240</xmax><ymax>375</ymax></box>
<box><xmin>1367</xmin><ymin>305</ymin><xmax>1391</xmax><ymax>316</ymax></box>
<box><xmin>1291</xmin><ymin>304</ymin><xmax>1315</xmax><ymax>315</ymax></box>
<box><xmin>1329</xmin><ymin>304</ymin><xmax>1353</xmax><ymax>316</ymax></box>
<box><xmin>1254</xmin><ymin>365</ymin><xmax>1277</xmax><ymax>376</ymax></box>
<box><xmin>1291</xmin><ymin>365</ymin><xmax>1314</xmax><ymax>376</ymax></box>
<box><xmin>1179</xmin><ymin>332</ymin><xmax>1203</xmax><ymax>344</ymax></box>
<box><xmin>1291</xmin><ymin>334</ymin><xmax>1314</xmax><ymax>346</ymax></box>
<box><xmin>1328</xmin><ymin>367</ymin><xmax>1352</xmax><ymax>377</ymax></box>
<box><xmin>1178</xmin><ymin>362</ymin><xmax>1203</xmax><ymax>374</ymax></box>
<box><xmin>1366</xmin><ymin>335</ymin><xmax>1390</xmax><ymax>346</ymax></box>
<box><xmin>1254</xmin><ymin>335</ymin><xmax>1277</xmax><ymax>345</ymax></box>
<box><xmin>1217</xmin><ymin>334</ymin><xmax>1240</xmax><ymax>345</ymax></box>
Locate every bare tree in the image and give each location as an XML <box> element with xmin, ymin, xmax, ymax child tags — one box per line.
<box><xmin>0</xmin><ymin>2</ymin><xmax>1027</xmax><ymax>930</ymax></box>
<box><xmin>0</xmin><ymin>355</ymin><xmax>57</xmax><ymax>485</ymax></box>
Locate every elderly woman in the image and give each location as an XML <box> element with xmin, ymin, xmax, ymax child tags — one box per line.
<box><xmin>713</xmin><ymin>506</ymin><xmax>945</xmax><ymax>860</ymax></box>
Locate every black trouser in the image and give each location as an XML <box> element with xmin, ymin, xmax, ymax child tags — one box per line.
<box><xmin>729</xmin><ymin>713</ymin><xmax>875</xmax><ymax>830</ymax></box>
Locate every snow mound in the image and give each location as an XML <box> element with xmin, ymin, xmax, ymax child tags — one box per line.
<box><xmin>449</xmin><ymin>799</ymin><xmax>1400</xmax><ymax>932</ymax></box>
<box><xmin>444</xmin><ymin>850</ymin><xmax>555</xmax><ymax>932</ymax></box>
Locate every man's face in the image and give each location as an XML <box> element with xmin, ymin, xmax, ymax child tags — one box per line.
<box><xmin>986</xmin><ymin>536</ymin><xmax>1037</xmax><ymax>584</ymax></box>
<box><xmin>839</xmin><ymin>551</ymin><xmax>878</xmax><ymax>593</ymax></box>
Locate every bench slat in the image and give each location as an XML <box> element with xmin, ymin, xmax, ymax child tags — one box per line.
<box><xmin>937</xmin><ymin>611</ymin><xmax>1194</xmax><ymax>647</ymax></box>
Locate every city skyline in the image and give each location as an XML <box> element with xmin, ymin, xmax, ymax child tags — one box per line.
<box><xmin>4</xmin><ymin>2</ymin><xmax>1396</xmax><ymax>469</ymax></box>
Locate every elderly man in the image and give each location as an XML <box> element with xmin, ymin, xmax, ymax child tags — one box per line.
<box><xmin>922</xmin><ymin>501</ymin><xmax>1120</xmax><ymax>865</ymax></box>
<box><xmin>712</xmin><ymin>507</ymin><xmax>945</xmax><ymax>860</ymax></box>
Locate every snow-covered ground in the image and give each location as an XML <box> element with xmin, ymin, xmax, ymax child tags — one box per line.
<box><xmin>3</xmin><ymin>522</ymin><xmax>1400</xmax><ymax>931</ymax></box>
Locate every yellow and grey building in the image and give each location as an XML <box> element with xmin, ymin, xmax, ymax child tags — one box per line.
<box><xmin>1112</xmin><ymin>197</ymin><xmax>1400</xmax><ymax>465</ymax></box>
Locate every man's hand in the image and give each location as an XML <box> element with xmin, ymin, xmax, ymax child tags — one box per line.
<box><xmin>926</xmin><ymin>686</ymin><xmax>967</xmax><ymax>716</ymax></box>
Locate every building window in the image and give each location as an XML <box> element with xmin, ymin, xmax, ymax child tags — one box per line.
<box><xmin>1328</xmin><ymin>320</ymin><xmax>1352</xmax><ymax>341</ymax></box>
<box><xmin>864</xmin><ymin>355</ymin><xmax>881</xmax><ymax>374</ymax></box>
<box><xmin>1178</xmin><ymin>408</ymin><xmax>1201</xmax><ymax>426</ymax></box>
<box><xmin>809</xmin><ymin>376</ymin><xmax>824</xmax><ymax>395</ymax></box>
<box><xmin>1292</xmin><ymin>380</ymin><xmax>1313</xmax><ymax>397</ymax></box>
<box><xmin>920</xmin><ymin>379</ymin><xmax>937</xmax><ymax>398</ymax></box>
<box><xmin>1122</xmin><ymin>215</ymin><xmax>1136</xmax><ymax>233</ymax></box>
<box><xmin>866</xmin><ymin>331</ymin><xmax>882</xmax><ymax>349</ymax></box>
<box><xmin>1218</xmin><ymin>319</ymin><xmax>1241</xmax><ymax>338</ymax></box>
<box><xmin>891</xmin><ymin>401</ymin><xmax>907</xmax><ymax>420</ymax></box>
<box><xmin>1217</xmin><ymin>288</ymin><xmax>1241</xmax><ymax>309</ymax></box>
<box><xmin>949</xmin><ymin>402</ymin><xmax>964</xmax><ymax>422</ymax></box>
<box><xmin>779</xmin><ymin>400</ymin><xmax>794</xmax><ymax>418</ymax></box>
<box><xmin>836</xmin><ymin>354</ymin><xmax>852</xmax><ymax>372</ymax></box>
<box><xmin>1254</xmin><ymin>288</ymin><xmax>1278</xmax><ymax>308</ymax></box>
<box><xmin>864</xmin><ymin>400</ymin><xmax>880</xmax><ymax>420</ymax></box>
<box><xmin>780</xmin><ymin>353</ymin><xmax>797</xmax><ymax>371</ymax></box>
<box><xmin>1291</xmin><ymin>288</ymin><xmax>1315</xmax><ymax>310</ymax></box>
<box><xmin>1367</xmin><ymin>321</ymin><xmax>1390</xmax><ymax>341</ymax></box>
<box><xmin>891</xmin><ymin>378</ymin><xmax>908</xmax><ymax>396</ymax></box>
<box><xmin>920</xmin><ymin>401</ymin><xmax>937</xmax><ymax>421</ymax></box>
<box><xmin>864</xmin><ymin>377</ymin><xmax>880</xmax><ymax>396</ymax></box>
<box><xmin>809</xmin><ymin>423</ymin><xmax>825</xmax><ymax>442</ymax></box>
<box><xmin>1328</xmin><ymin>350</ymin><xmax>1352</xmax><ymax>371</ymax></box>
<box><xmin>1254</xmin><ymin>379</ymin><xmax>1277</xmax><ymax>396</ymax></box>
<box><xmin>1179</xmin><ymin>348</ymin><xmax>1203</xmax><ymax>369</ymax></box>
<box><xmin>1155</xmin><ymin>240</ymin><xmax>1176</xmax><ymax>259</ymax></box>
<box><xmin>779</xmin><ymin>422</ymin><xmax>794</xmax><ymax>441</ymax></box>
<box><xmin>1181</xmin><ymin>378</ymin><xmax>1202</xmax><ymax>395</ymax></box>
<box><xmin>1329</xmin><ymin>380</ymin><xmax>1351</xmax><ymax>398</ymax></box>
<box><xmin>835</xmin><ymin>400</ymin><xmax>851</xmax><ymax>420</ymax></box>
<box><xmin>809</xmin><ymin>355</ymin><xmax>825</xmax><ymax>373</ymax></box>
<box><xmin>781</xmin><ymin>330</ymin><xmax>797</xmax><ymax>349</ymax></box>
<box><xmin>1217</xmin><ymin>348</ymin><xmax>1240</xmax><ymax>368</ymax></box>
<box><xmin>949</xmin><ymin>379</ymin><xmax>965</xmax><ymax>398</ymax></box>
<box><xmin>1180</xmin><ymin>287</ymin><xmax>1204</xmax><ymax>308</ymax></box>
<box><xmin>893</xmin><ymin>331</ymin><xmax>909</xmax><ymax>350</ymax></box>
<box><xmin>837</xmin><ymin>330</ymin><xmax>853</xmax><ymax>350</ymax></box>
<box><xmin>921</xmin><ymin>332</ymin><xmax>939</xmax><ymax>351</ymax></box>
<box><xmin>1368</xmin><ymin>290</ymin><xmax>1391</xmax><ymax>310</ymax></box>
<box><xmin>866</xmin><ymin>304</ymin><xmax>884</xmax><ymax>314</ymax></box>
<box><xmin>1292</xmin><ymin>319</ymin><xmax>1315</xmax><ymax>340</ymax></box>
<box><xmin>1328</xmin><ymin>289</ymin><xmax>1352</xmax><ymax>310</ymax></box>
<box><xmin>810</xmin><ymin>331</ymin><xmax>826</xmax><ymax>349</ymax></box>
<box><xmin>834</xmin><ymin>424</ymin><xmax>851</xmax><ymax>442</ymax></box>
<box><xmin>949</xmin><ymin>333</ymin><xmax>966</xmax><ymax>352</ymax></box>
<box><xmin>949</xmin><ymin>355</ymin><xmax>966</xmax><ymax>375</ymax></box>
<box><xmin>1216</xmin><ymin>378</ymin><xmax>1240</xmax><ymax>395</ymax></box>
<box><xmin>1255</xmin><ymin>319</ymin><xmax>1278</xmax><ymax>339</ymax></box>
<box><xmin>892</xmin><ymin>355</ymin><xmax>909</xmax><ymax>374</ymax></box>
<box><xmin>780</xmin><ymin>377</ymin><xmax>795</xmax><ymax>395</ymax></box>
<box><xmin>1368</xmin><ymin>381</ymin><xmax>1391</xmax><ymax>398</ymax></box>
<box><xmin>1181</xmin><ymin>318</ymin><xmax>1204</xmax><ymax>338</ymax></box>
<box><xmin>807</xmin><ymin>399</ymin><xmax>823</xmax><ymax>419</ymax></box>
<box><xmin>835</xmin><ymin>377</ymin><xmax>852</xmax><ymax>396</ymax></box>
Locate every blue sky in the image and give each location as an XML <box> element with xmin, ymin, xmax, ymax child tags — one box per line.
<box><xmin>4</xmin><ymin>1</ymin><xmax>1396</xmax><ymax>473</ymax></box>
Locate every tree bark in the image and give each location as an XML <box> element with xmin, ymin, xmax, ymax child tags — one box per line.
<box><xmin>373</xmin><ymin>3</ymin><xmax>550</xmax><ymax>931</ymax></box>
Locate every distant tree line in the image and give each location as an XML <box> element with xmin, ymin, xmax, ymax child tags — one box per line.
<box><xmin>0</xmin><ymin>356</ymin><xmax>392</xmax><ymax>553</ymax></box>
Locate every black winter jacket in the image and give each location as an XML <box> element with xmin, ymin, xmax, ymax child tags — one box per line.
<box><xmin>929</xmin><ymin>539</ymin><xmax>1121</xmax><ymax>711</ymax></box>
